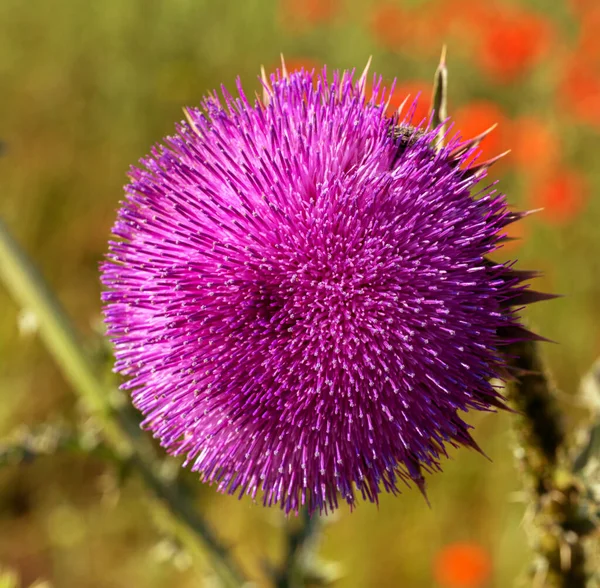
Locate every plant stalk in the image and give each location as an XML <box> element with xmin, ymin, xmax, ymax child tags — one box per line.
<box><xmin>0</xmin><ymin>218</ymin><xmax>247</xmax><ymax>588</ymax></box>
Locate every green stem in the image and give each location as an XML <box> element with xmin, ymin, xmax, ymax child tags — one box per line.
<box><xmin>0</xmin><ymin>220</ymin><xmax>129</xmax><ymax>454</ymax></box>
<box><xmin>275</xmin><ymin>509</ymin><xmax>321</xmax><ymax>588</ymax></box>
<box><xmin>506</xmin><ymin>340</ymin><xmax>589</xmax><ymax>587</ymax></box>
<box><xmin>0</xmin><ymin>219</ymin><xmax>247</xmax><ymax>588</ymax></box>
<box><xmin>0</xmin><ymin>423</ymin><xmax>116</xmax><ymax>467</ymax></box>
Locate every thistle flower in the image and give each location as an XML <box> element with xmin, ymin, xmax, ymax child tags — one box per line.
<box><xmin>101</xmin><ymin>64</ymin><xmax>549</xmax><ymax>514</ymax></box>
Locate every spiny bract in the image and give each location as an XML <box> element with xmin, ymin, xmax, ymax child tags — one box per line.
<box><xmin>101</xmin><ymin>66</ymin><xmax>545</xmax><ymax>514</ymax></box>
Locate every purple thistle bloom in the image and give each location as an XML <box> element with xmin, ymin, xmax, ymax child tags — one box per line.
<box><xmin>101</xmin><ymin>66</ymin><xmax>548</xmax><ymax>514</ymax></box>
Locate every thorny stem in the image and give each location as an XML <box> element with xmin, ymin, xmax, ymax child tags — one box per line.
<box><xmin>506</xmin><ymin>339</ymin><xmax>591</xmax><ymax>588</ymax></box>
<box><xmin>0</xmin><ymin>219</ymin><xmax>248</xmax><ymax>588</ymax></box>
<box><xmin>0</xmin><ymin>423</ymin><xmax>118</xmax><ymax>466</ymax></box>
<box><xmin>275</xmin><ymin>508</ymin><xmax>322</xmax><ymax>588</ymax></box>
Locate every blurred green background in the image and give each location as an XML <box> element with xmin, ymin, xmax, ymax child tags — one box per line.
<box><xmin>0</xmin><ymin>0</ymin><xmax>599</xmax><ymax>586</ymax></box>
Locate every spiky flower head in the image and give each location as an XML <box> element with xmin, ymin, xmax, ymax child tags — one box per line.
<box><xmin>101</xmin><ymin>63</ymin><xmax>548</xmax><ymax>514</ymax></box>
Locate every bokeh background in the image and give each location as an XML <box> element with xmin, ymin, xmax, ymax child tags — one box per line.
<box><xmin>1</xmin><ymin>0</ymin><xmax>599</xmax><ymax>586</ymax></box>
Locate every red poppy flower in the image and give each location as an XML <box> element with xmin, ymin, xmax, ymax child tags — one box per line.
<box><xmin>569</xmin><ymin>0</ymin><xmax>598</xmax><ymax>17</ymax></box>
<box><xmin>511</xmin><ymin>117</ymin><xmax>559</xmax><ymax>174</ymax></box>
<box><xmin>386</xmin><ymin>81</ymin><xmax>432</xmax><ymax>122</ymax></box>
<box><xmin>370</xmin><ymin>3</ymin><xmax>449</xmax><ymax>55</ymax></box>
<box><xmin>434</xmin><ymin>542</ymin><xmax>492</xmax><ymax>588</ymax></box>
<box><xmin>477</xmin><ymin>8</ymin><xmax>553</xmax><ymax>82</ymax></box>
<box><xmin>438</xmin><ymin>0</ymin><xmax>496</xmax><ymax>36</ymax></box>
<box><xmin>575</xmin><ymin>7</ymin><xmax>600</xmax><ymax>65</ymax></box>
<box><xmin>559</xmin><ymin>58</ymin><xmax>600</xmax><ymax>128</ymax></box>
<box><xmin>370</xmin><ymin>4</ymin><xmax>406</xmax><ymax>51</ymax></box>
<box><xmin>279</xmin><ymin>0</ymin><xmax>339</xmax><ymax>31</ymax></box>
<box><xmin>532</xmin><ymin>168</ymin><xmax>589</xmax><ymax>224</ymax></box>
<box><xmin>452</xmin><ymin>101</ymin><xmax>508</xmax><ymax>164</ymax></box>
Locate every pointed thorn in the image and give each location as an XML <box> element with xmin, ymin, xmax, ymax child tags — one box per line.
<box><xmin>384</xmin><ymin>90</ymin><xmax>394</xmax><ymax>114</ymax></box>
<box><xmin>495</xmin><ymin>400</ymin><xmax>519</xmax><ymax>415</ymax></box>
<box><xmin>260</xmin><ymin>65</ymin><xmax>272</xmax><ymax>106</ymax></box>
<box><xmin>254</xmin><ymin>91</ymin><xmax>265</xmax><ymax>111</ymax></box>
<box><xmin>417</xmin><ymin>480</ymin><xmax>431</xmax><ymax>507</ymax></box>
<box><xmin>497</xmin><ymin>325</ymin><xmax>555</xmax><ymax>345</ymax></box>
<box><xmin>408</xmin><ymin>462</ymin><xmax>430</xmax><ymax>506</ymax></box>
<box><xmin>464</xmin><ymin>432</ymin><xmax>492</xmax><ymax>459</ymax></box>
<box><xmin>182</xmin><ymin>107</ymin><xmax>200</xmax><ymax>135</ymax></box>
<box><xmin>521</xmin><ymin>207</ymin><xmax>543</xmax><ymax>218</ymax></box>
<box><xmin>462</xmin><ymin>150</ymin><xmax>511</xmax><ymax>178</ymax></box>
<box><xmin>439</xmin><ymin>44</ymin><xmax>447</xmax><ymax>67</ymax></box>
<box><xmin>501</xmin><ymin>208</ymin><xmax>541</xmax><ymax>225</ymax></box>
<box><xmin>497</xmin><ymin>235</ymin><xmax>519</xmax><ymax>244</ymax></box>
<box><xmin>358</xmin><ymin>55</ymin><xmax>373</xmax><ymax>91</ymax></box>
<box><xmin>501</xmin><ymin>211</ymin><xmax>527</xmax><ymax>226</ymax></box>
<box><xmin>511</xmin><ymin>366</ymin><xmax>540</xmax><ymax>377</ymax></box>
<box><xmin>472</xmin><ymin>122</ymin><xmax>498</xmax><ymax>142</ymax></box>
<box><xmin>280</xmin><ymin>53</ymin><xmax>288</xmax><ymax>79</ymax></box>
<box><xmin>461</xmin><ymin>165</ymin><xmax>487</xmax><ymax>179</ymax></box>
<box><xmin>451</xmin><ymin>124</ymin><xmax>499</xmax><ymax>158</ymax></box>
<box><xmin>338</xmin><ymin>70</ymin><xmax>348</xmax><ymax>102</ymax></box>
<box><xmin>505</xmin><ymin>291</ymin><xmax>561</xmax><ymax>307</ymax></box>
<box><xmin>481</xmin><ymin>149</ymin><xmax>511</xmax><ymax>166</ymax></box>
<box><xmin>509</xmin><ymin>269</ymin><xmax>543</xmax><ymax>282</ymax></box>
<box><xmin>396</xmin><ymin>95</ymin><xmax>410</xmax><ymax>119</ymax></box>
<box><xmin>494</xmin><ymin>364</ymin><xmax>515</xmax><ymax>381</ymax></box>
